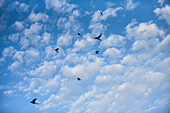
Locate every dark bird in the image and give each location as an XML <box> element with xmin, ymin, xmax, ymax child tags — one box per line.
<box><xmin>55</xmin><ymin>48</ymin><xmax>59</xmax><ymax>53</ymax></box>
<box><xmin>30</xmin><ymin>98</ymin><xmax>38</xmax><ymax>104</ymax></box>
<box><xmin>78</xmin><ymin>33</ymin><xmax>81</xmax><ymax>36</ymax></box>
<box><xmin>95</xmin><ymin>51</ymin><xmax>99</xmax><ymax>54</ymax></box>
<box><xmin>100</xmin><ymin>12</ymin><xmax>103</xmax><ymax>16</ymax></box>
<box><xmin>95</xmin><ymin>34</ymin><xmax>102</xmax><ymax>41</ymax></box>
<box><xmin>77</xmin><ymin>77</ymin><xmax>81</xmax><ymax>81</ymax></box>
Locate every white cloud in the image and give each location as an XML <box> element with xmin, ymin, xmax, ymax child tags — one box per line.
<box><xmin>57</xmin><ymin>33</ymin><xmax>73</xmax><ymax>47</ymax></box>
<box><xmin>0</xmin><ymin>46</ymin><xmax>16</xmax><ymax>62</ymax></box>
<box><xmin>8</xmin><ymin>33</ymin><xmax>19</xmax><ymax>42</ymax></box>
<box><xmin>28</xmin><ymin>11</ymin><xmax>49</xmax><ymax>22</ymax></box>
<box><xmin>89</xmin><ymin>23</ymin><xmax>107</xmax><ymax>36</ymax></box>
<box><xmin>8</xmin><ymin>61</ymin><xmax>21</xmax><ymax>71</ymax></box>
<box><xmin>33</xmin><ymin>75</ymin><xmax>61</xmax><ymax>95</ymax></box>
<box><xmin>99</xmin><ymin>34</ymin><xmax>126</xmax><ymax>48</ymax></box>
<box><xmin>126</xmin><ymin>0</ymin><xmax>139</xmax><ymax>10</ymax></box>
<box><xmin>41</xmin><ymin>32</ymin><xmax>51</xmax><ymax>45</ymax></box>
<box><xmin>14</xmin><ymin>21</ymin><xmax>24</xmax><ymax>30</ymax></box>
<box><xmin>25</xmin><ymin>48</ymin><xmax>40</xmax><ymax>64</ymax></box>
<box><xmin>154</xmin><ymin>5</ymin><xmax>170</xmax><ymax>25</ymax></box>
<box><xmin>105</xmin><ymin>2</ymin><xmax>115</xmax><ymax>8</ymax></box>
<box><xmin>158</xmin><ymin>0</ymin><xmax>165</xmax><ymax>6</ymax></box>
<box><xmin>10</xmin><ymin>2</ymin><xmax>29</xmax><ymax>12</ymax></box>
<box><xmin>3</xmin><ymin>90</ymin><xmax>16</xmax><ymax>96</ymax></box>
<box><xmin>103</xmin><ymin>47</ymin><xmax>122</xmax><ymax>59</ymax></box>
<box><xmin>57</xmin><ymin>10</ymin><xmax>81</xmax><ymax>32</ymax></box>
<box><xmin>131</xmin><ymin>40</ymin><xmax>149</xmax><ymax>51</ymax></box>
<box><xmin>121</xmin><ymin>54</ymin><xmax>138</xmax><ymax>65</ymax></box>
<box><xmin>13</xmin><ymin>51</ymin><xmax>25</xmax><ymax>62</ymax></box>
<box><xmin>30</xmin><ymin>61</ymin><xmax>57</xmax><ymax>78</ymax></box>
<box><xmin>91</xmin><ymin>7</ymin><xmax>123</xmax><ymax>23</ymax></box>
<box><xmin>100</xmin><ymin>64</ymin><xmax>124</xmax><ymax>75</ymax></box>
<box><xmin>45</xmin><ymin>0</ymin><xmax>77</xmax><ymax>13</ymax></box>
<box><xmin>68</xmin><ymin>67</ymin><xmax>166</xmax><ymax>113</ymax></box>
<box><xmin>19</xmin><ymin>3</ymin><xmax>29</xmax><ymax>12</ymax></box>
<box><xmin>126</xmin><ymin>20</ymin><xmax>164</xmax><ymax>40</ymax></box>
<box><xmin>157</xmin><ymin>34</ymin><xmax>170</xmax><ymax>52</ymax></box>
<box><xmin>73</xmin><ymin>33</ymin><xmax>96</xmax><ymax>52</ymax></box>
<box><xmin>24</xmin><ymin>23</ymin><xmax>43</xmax><ymax>37</ymax></box>
<box><xmin>61</xmin><ymin>56</ymin><xmax>104</xmax><ymax>80</ymax></box>
<box><xmin>19</xmin><ymin>37</ymin><xmax>30</xmax><ymax>49</ymax></box>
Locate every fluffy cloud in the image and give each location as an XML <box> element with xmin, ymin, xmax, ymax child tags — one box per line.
<box><xmin>13</xmin><ymin>51</ymin><xmax>24</xmax><ymax>62</ymax></box>
<box><xmin>91</xmin><ymin>7</ymin><xmax>123</xmax><ymax>23</ymax></box>
<box><xmin>30</xmin><ymin>61</ymin><xmax>57</xmax><ymax>78</ymax></box>
<box><xmin>57</xmin><ymin>33</ymin><xmax>73</xmax><ymax>47</ymax></box>
<box><xmin>68</xmin><ymin>67</ymin><xmax>167</xmax><ymax>113</ymax></box>
<box><xmin>28</xmin><ymin>11</ymin><xmax>49</xmax><ymax>22</ymax></box>
<box><xmin>8</xmin><ymin>61</ymin><xmax>21</xmax><ymax>71</ymax></box>
<box><xmin>10</xmin><ymin>1</ymin><xmax>29</xmax><ymax>12</ymax></box>
<box><xmin>99</xmin><ymin>34</ymin><xmax>126</xmax><ymax>48</ymax></box>
<box><xmin>57</xmin><ymin>10</ymin><xmax>81</xmax><ymax>32</ymax></box>
<box><xmin>73</xmin><ymin>33</ymin><xmax>96</xmax><ymax>52</ymax></box>
<box><xmin>126</xmin><ymin>20</ymin><xmax>164</xmax><ymax>40</ymax></box>
<box><xmin>0</xmin><ymin>46</ymin><xmax>16</xmax><ymax>62</ymax></box>
<box><xmin>45</xmin><ymin>0</ymin><xmax>77</xmax><ymax>13</ymax></box>
<box><xmin>33</xmin><ymin>75</ymin><xmax>61</xmax><ymax>95</ymax></box>
<box><xmin>154</xmin><ymin>5</ymin><xmax>170</xmax><ymax>25</ymax></box>
<box><xmin>8</xmin><ymin>33</ymin><xmax>20</xmax><ymax>42</ymax></box>
<box><xmin>24</xmin><ymin>48</ymin><xmax>40</xmax><ymax>64</ymax></box>
<box><xmin>126</xmin><ymin>0</ymin><xmax>139</xmax><ymax>10</ymax></box>
<box><xmin>13</xmin><ymin>21</ymin><xmax>24</xmax><ymax>30</ymax></box>
<box><xmin>89</xmin><ymin>23</ymin><xmax>107</xmax><ymax>36</ymax></box>
<box><xmin>103</xmin><ymin>47</ymin><xmax>122</xmax><ymax>60</ymax></box>
<box><xmin>24</xmin><ymin>23</ymin><xmax>43</xmax><ymax>37</ymax></box>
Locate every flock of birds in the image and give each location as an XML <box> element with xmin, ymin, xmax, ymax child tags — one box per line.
<box><xmin>30</xmin><ymin>12</ymin><xmax>104</xmax><ymax>105</ymax></box>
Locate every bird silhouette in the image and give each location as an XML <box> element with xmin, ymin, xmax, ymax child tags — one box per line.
<box><xmin>55</xmin><ymin>48</ymin><xmax>59</xmax><ymax>53</ymax></box>
<box><xmin>95</xmin><ymin>34</ymin><xmax>102</xmax><ymax>41</ymax></box>
<box><xmin>30</xmin><ymin>98</ymin><xmax>38</xmax><ymax>104</ymax></box>
<box><xmin>100</xmin><ymin>12</ymin><xmax>103</xmax><ymax>16</ymax></box>
<box><xmin>78</xmin><ymin>33</ymin><xmax>81</xmax><ymax>36</ymax></box>
<box><xmin>95</xmin><ymin>51</ymin><xmax>99</xmax><ymax>54</ymax></box>
<box><xmin>77</xmin><ymin>77</ymin><xmax>81</xmax><ymax>81</ymax></box>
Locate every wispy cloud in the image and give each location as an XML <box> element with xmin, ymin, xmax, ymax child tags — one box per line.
<box><xmin>126</xmin><ymin>0</ymin><xmax>139</xmax><ymax>10</ymax></box>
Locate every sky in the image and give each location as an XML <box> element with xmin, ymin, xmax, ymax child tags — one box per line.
<box><xmin>0</xmin><ymin>0</ymin><xmax>170</xmax><ymax>113</ymax></box>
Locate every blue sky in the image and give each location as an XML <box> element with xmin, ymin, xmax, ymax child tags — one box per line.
<box><xmin>0</xmin><ymin>0</ymin><xmax>170</xmax><ymax>113</ymax></box>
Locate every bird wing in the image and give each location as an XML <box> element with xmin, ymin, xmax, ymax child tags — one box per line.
<box><xmin>98</xmin><ymin>34</ymin><xmax>101</xmax><ymax>38</ymax></box>
<box><xmin>33</xmin><ymin>98</ymin><xmax>37</xmax><ymax>103</ymax></box>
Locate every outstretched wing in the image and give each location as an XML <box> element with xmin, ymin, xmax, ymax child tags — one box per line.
<box><xmin>32</xmin><ymin>98</ymin><xmax>37</xmax><ymax>103</ymax></box>
<box><xmin>98</xmin><ymin>34</ymin><xmax>102</xmax><ymax>38</ymax></box>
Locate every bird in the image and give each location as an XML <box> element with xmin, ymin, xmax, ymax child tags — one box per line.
<box><xmin>95</xmin><ymin>34</ymin><xmax>102</xmax><ymax>41</ymax></box>
<box><xmin>30</xmin><ymin>98</ymin><xmax>38</xmax><ymax>104</ymax></box>
<box><xmin>100</xmin><ymin>12</ymin><xmax>103</xmax><ymax>16</ymax></box>
<box><xmin>95</xmin><ymin>51</ymin><xmax>99</xmax><ymax>54</ymax></box>
<box><xmin>77</xmin><ymin>77</ymin><xmax>81</xmax><ymax>81</ymax></box>
<box><xmin>55</xmin><ymin>48</ymin><xmax>59</xmax><ymax>53</ymax></box>
<box><xmin>78</xmin><ymin>33</ymin><xmax>81</xmax><ymax>36</ymax></box>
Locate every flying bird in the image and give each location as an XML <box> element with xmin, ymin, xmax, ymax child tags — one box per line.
<box><xmin>100</xmin><ymin>12</ymin><xmax>103</xmax><ymax>16</ymax></box>
<box><xmin>30</xmin><ymin>98</ymin><xmax>38</xmax><ymax>104</ymax></box>
<box><xmin>55</xmin><ymin>48</ymin><xmax>59</xmax><ymax>53</ymax></box>
<box><xmin>95</xmin><ymin>51</ymin><xmax>99</xmax><ymax>54</ymax></box>
<box><xmin>78</xmin><ymin>33</ymin><xmax>81</xmax><ymax>36</ymax></box>
<box><xmin>77</xmin><ymin>77</ymin><xmax>81</xmax><ymax>81</ymax></box>
<box><xmin>95</xmin><ymin>34</ymin><xmax>102</xmax><ymax>41</ymax></box>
